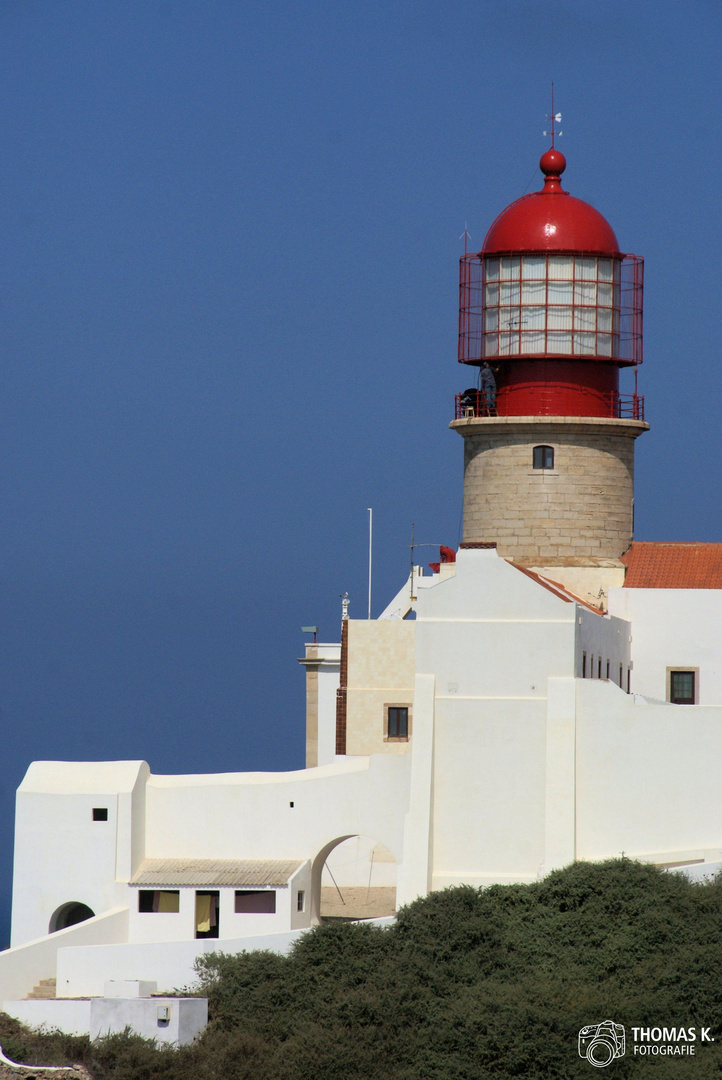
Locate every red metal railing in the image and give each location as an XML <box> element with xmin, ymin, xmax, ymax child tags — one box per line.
<box><xmin>454</xmin><ymin>392</ymin><xmax>645</xmax><ymax>421</ymax></box>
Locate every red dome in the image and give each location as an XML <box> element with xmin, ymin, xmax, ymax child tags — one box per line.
<box><xmin>482</xmin><ymin>149</ymin><xmax>619</xmax><ymax>255</ymax></box>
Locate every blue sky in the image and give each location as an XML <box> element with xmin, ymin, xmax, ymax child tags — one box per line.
<box><xmin>1</xmin><ymin>0</ymin><xmax>721</xmax><ymax>944</ymax></box>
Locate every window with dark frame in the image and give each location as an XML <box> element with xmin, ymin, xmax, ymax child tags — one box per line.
<box><xmin>669</xmin><ymin>670</ymin><xmax>696</xmax><ymax>705</ymax></box>
<box><xmin>138</xmin><ymin>890</ymin><xmax>180</xmax><ymax>913</ymax></box>
<box><xmin>532</xmin><ymin>445</ymin><xmax>554</xmax><ymax>470</ymax></box>
<box><xmin>387</xmin><ymin>706</ymin><xmax>409</xmax><ymax>739</ymax></box>
<box><xmin>234</xmin><ymin>890</ymin><xmax>276</xmax><ymax>914</ymax></box>
<box><xmin>582</xmin><ymin>651</ymin><xmax>587</xmax><ymax>678</ymax></box>
<box><xmin>297</xmin><ymin>890</ymin><xmax>305</xmax><ymax>912</ymax></box>
<box><xmin>92</xmin><ymin>807</ymin><xmax>108</xmax><ymax>821</ymax></box>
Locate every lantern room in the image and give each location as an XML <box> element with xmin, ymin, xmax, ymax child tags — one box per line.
<box><xmin>457</xmin><ymin>148</ymin><xmax>644</xmax><ymax>418</ymax></box>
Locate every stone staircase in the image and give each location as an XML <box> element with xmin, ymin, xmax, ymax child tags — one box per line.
<box><xmin>25</xmin><ymin>978</ymin><xmax>56</xmax><ymax>1000</ymax></box>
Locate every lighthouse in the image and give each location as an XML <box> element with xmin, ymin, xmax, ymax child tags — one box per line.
<box><xmin>451</xmin><ymin>142</ymin><xmax>648</xmax><ymax>607</ymax></box>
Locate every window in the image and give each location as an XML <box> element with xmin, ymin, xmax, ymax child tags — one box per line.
<box><xmin>598</xmin><ymin>657</ymin><xmax>602</xmax><ymax>679</ymax></box>
<box><xmin>138</xmin><ymin>890</ymin><xmax>180</xmax><ymax>913</ymax></box>
<box><xmin>582</xmin><ymin>651</ymin><xmax>587</xmax><ymax>678</ymax></box>
<box><xmin>532</xmin><ymin>445</ymin><xmax>554</xmax><ymax>470</ymax></box>
<box><xmin>92</xmin><ymin>807</ymin><xmax>108</xmax><ymax>821</ymax></box>
<box><xmin>234</xmin><ymin>890</ymin><xmax>276</xmax><ymax>914</ymax></box>
<box><xmin>297</xmin><ymin>890</ymin><xmax>305</xmax><ymax>912</ymax></box>
<box><xmin>669</xmin><ymin>670</ymin><xmax>697</xmax><ymax>705</ymax></box>
<box><xmin>385</xmin><ymin>704</ymin><xmax>411</xmax><ymax>741</ymax></box>
<box><xmin>606</xmin><ymin>660</ymin><xmax>610</xmax><ymax>680</ymax></box>
<box><xmin>619</xmin><ymin>663</ymin><xmax>623</xmax><ymax>688</ymax></box>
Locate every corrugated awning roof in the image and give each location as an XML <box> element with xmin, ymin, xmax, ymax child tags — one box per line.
<box><xmin>622</xmin><ymin>542</ymin><xmax>722</xmax><ymax>589</ymax></box>
<box><xmin>130</xmin><ymin>858</ymin><xmax>303</xmax><ymax>887</ymax></box>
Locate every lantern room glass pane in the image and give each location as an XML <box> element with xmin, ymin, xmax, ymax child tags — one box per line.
<box><xmin>598</xmin><ymin>282</ymin><xmax>613</xmax><ymax>307</ymax></box>
<box><xmin>575</xmin><ymin>256</ymin><xmax>596</xmax><ymax>280</ymax></box>
<box><xmin>520</xmin><ymin>330</ymin><xmax>545</xmax><ymax>354</ymax></box>
<box><xmin>547</xmin><ymin>280</ymin><xmax>572</xmax><ymax>305</ymax></box>
<box><xmin>521</xmin><ymin>279</ymin><xmax>545</xmax><ymax>304</ymax></box>
<box><xmin>598</xmin><ymin>259</ymin><xmax>613</xmax><ymax>282</ymax></box>
<box><xmin>484</xmin><ymin>307</ymin><xmax>499</xmax><ymax>331</ymax></box>
<box><xmin>485</xmin><ymin>258</ymin><xmax>499</xmax><ymax>281</ymax></box>
<box><xmin>484</xmin><ymin>334</ymin><xmax>499</xmax><ymax>356</ymax></box>
<box><xmin>597</xmin><ymin>333</ymin><xmax>612</xmax><ymax>356</ymax></box>
<box><xmin>521</xmin><ymin>255</ymin><xmax>546</xmax><ymax>279</ymax></box>
<box><xmin>548</xmin><ymin>256</ymin><xmax>573</xmax><ymax>279</ymax></box>
<box><xmin>574</xmin><ymin>307</ymin><xmax>596</xmax><ymax>331</ymax></box>
<box><xmin>547</xmin><ymin>330</ymin><xmax>573</xmax><ymax>354</ymax></box>
<box><xmin>499</xmin><ymin>332</ymin><xmax>516</xmax><ymax>355</ymax></box>
<box><xmin>523</xmin><ymin>306</ymin><xmax>545</xmax><ymax>329</ymax></box>
<box><xmin>500</xmin><ymin>257</ymin><xmax>520</xmax><ymax>279</ymax></box>
<box><xmin>574</xmin><ymin>332</ymin><xmax>596</xmax><ymax>354</ymax></box>
<box><xmin>597</xmin><ymin>307</ymin><xmax>612</xmax><ymax>332</ymax></box>
<box><xmin>485</xmin><ymin>282</ymin><xmax>499</xmax><ymax>306</ymax></box>
<box><xmin>499</xmin><ymin>282</ymin><xmax>520</xmax><ymax>306</ymax></box>
<box><xmin>574</xmin><ymin>281</ymin><xmax>596</xmax><ymax>305</ymax></box>
<box><xmin>548</xmin><ymin>306</ymin><xmax>572</xmax><ymax>330</ymax></box>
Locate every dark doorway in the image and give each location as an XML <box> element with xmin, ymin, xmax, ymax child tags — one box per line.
<box><xmin>49</xmin><ymin>902</ymin><xmax>95</xmax><ymax>934</ymax></box>
<box><xmin>195</xmin><ymin>891</ymin><xmax>219</xmax><ymax>938</ymax></box>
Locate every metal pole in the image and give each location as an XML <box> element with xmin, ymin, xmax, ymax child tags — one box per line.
<box><xmin>367</xmin><ymin>507</ymin><xmax>373</xmax><ymax>619</ymax></box>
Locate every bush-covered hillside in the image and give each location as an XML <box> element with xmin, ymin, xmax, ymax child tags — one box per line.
<box><xmin>2</xmin><ymin>859</ymin><xmax>722</xmax><ymax>1078</ymax></box>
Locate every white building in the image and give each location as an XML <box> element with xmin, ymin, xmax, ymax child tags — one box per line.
<box><xmin>3</xmin><ymin>140</ymin><xmax>722</xmax><ymax>1032</ymax></box>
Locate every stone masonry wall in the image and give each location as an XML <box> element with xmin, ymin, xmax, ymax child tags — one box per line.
<box><xmin>451</xmin><ymin>416</ymin><xmax>648</xmax><ymax>565</ymax></box>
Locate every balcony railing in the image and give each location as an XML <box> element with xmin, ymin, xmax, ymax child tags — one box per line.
<box><xmin>454</xmin><ymin>391</ymin><xmax>645</xmax><ymax>421</ymax></box>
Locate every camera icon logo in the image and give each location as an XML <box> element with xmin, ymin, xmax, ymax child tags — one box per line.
<box><xmin>578</xmin><ymin>1020</ymin><xmax>626</xmax><ymax>1068</ymax></box>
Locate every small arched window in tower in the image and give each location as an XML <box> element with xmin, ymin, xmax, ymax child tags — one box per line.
<box><xmin>533</xmin><ymin>445</ymin><xmax>554</xmax><ymax>470</ymax></box>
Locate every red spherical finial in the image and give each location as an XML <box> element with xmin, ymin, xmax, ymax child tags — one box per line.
<box><xmin>540</xmin><ymin>147</ymin><xmax>566</xmax><ymax>178</ymax></box>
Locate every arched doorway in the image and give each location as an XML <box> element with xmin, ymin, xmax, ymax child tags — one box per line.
<box><xmin>315</xmin><ymin>835</ymin><xmax>397</xmax><ymax>922</ymax></box>
<box><xmin>49</xmin><ymin>902</ymin><xmax>95</xmax><ymax>934</ymax></box>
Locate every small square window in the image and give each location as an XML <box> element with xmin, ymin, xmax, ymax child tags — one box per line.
<box><xmin>669</xmin><ymin>670</ymin><xmax>696</xmax><ymax>705</ymax></box>
<box><xmin>385</xmin><ymin>704</ymin><xmax>411</xmax><ymax>741</ymax></box>
<box><xmin>92</xmin><ymin>807</ymin><xmax>108</xmax><ymax>821</ymax></box>
<box><xmin>532</xmin><ymin>445</ymin><xmax>554</xmax><ymax>470</ymax></box>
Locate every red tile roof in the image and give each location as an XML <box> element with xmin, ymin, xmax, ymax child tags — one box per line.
<box><xmin>622</xmin><ymin>542</ymin><xmax>722</xmax><ymax>589</ymax></box>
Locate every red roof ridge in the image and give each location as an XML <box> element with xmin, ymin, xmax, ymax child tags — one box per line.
<box><xmin>506</xmin><ymin>561</ymin><xmax>603</xmax><ymax>614</ymax></box>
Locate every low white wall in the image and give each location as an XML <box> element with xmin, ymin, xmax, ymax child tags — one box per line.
<box><xmin>0</xmin><ymin>907</ymin><xmax>129</xmax><ymax>1004</ymax></box>
<box><xmin>57</xmin><ymin>928</ymin><xmax>308</xmax><ymax>998</ymax></box>
<box><xmin>2</xmin><ymin>996</ymin><xmax>208</xmax><ymax>1047</ymax></box>
<box><xmin>3</xmin><ymin>999</ymin><xmax>92</xmax><ymax>1036</ymax></box>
